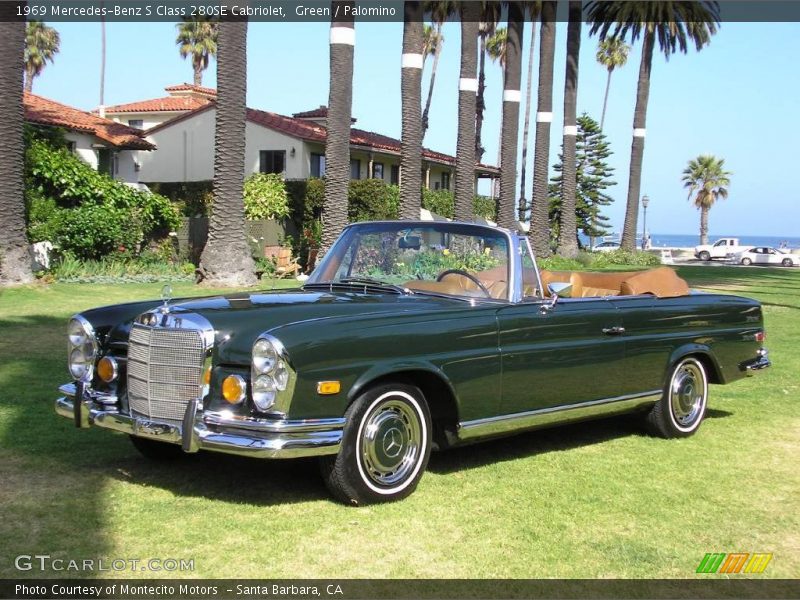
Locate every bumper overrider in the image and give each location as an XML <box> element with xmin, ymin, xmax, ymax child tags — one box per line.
<box><xmin>55</xmin><ymin>383</ymin><xmax>344</xmax><ymax>459</ymax></box>
<box><xmin>740</xmin><ymin>348</ymin><xmax>771</xmax><ymax>376</ymax></box>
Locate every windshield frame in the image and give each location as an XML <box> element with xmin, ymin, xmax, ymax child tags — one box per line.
<box><xmin>306</xmin><ymin>221</ymin><xmax>521</xmax><ymax>303</ymax></box>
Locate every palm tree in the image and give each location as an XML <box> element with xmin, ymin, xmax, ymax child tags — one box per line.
<box><xmin>596</xmin><ymin>36</ymin><xmax>629</xmax><ymax>130</ymax></box>
<box><xmin>320</xmin><ymin>1</ymin><xmax>355</xmax><ymax>253</ymax></box>
<box><xmin>496</xmin><ymin>2</ymin><xmax>524</xmax><ymax>230</ymax></box>
<box><xmin>518</xmin><ymin>2</ymin><xmax>541</xmax><ymax>222</ymax></box>
<box><xmin>586</xmin><ymin>1</ymin><xmax>721</xmax><ymax>251</ymax></box>
<box><xmin>682</xmin><ymin>155</ymin><xmax>731</xmax><ymax>245</ymax></box>
<box><xmin>486</xmin><ymin>27</ymin><xmax>507</xmax><ymax>69</ymax></box>
<box><xmin>454</xmin><ymin>1</ymin><xmax>480</xmax><ymax>221</ymax></box>
<box><xmin>475</xmin><ymin>0</ymin><xmax>501</xmax><ymax>163</ymax></box>
<box><xmin>198</xmin><ymin>15</ymin><xmax>256</xmax><ymax>286</ymax></box>
<box><xmin>176</xmin><ymin>18</ymin><xmax>218</xmax><ymax>86</ymax></box>
<box><xmin>556</xmin><ymin>1</ymin><xmax>583</xmax><ymax>258</ymax></box>
<box><xmin>24</xmin><ymin>21</ymin><xmax>60</xmax><ymax>93</ymax></box>
<box><xmin>0</xmin><ymin>18</ymin><xmax>33</xmax><ymax>284</ymax></box>
<box><xmin>529</xmin><ymin>0</ymin><xmax>557</xmax><ymax>256</ymax></box>
<box><xmin>421</xmin><ymin>1</ymin><xmax>453</xmax><ymax>138</ymax></box>
<box><xmin>400</xmin><ymin>1</ymin><xmax>424</xmax><ymax>219</ymax></box>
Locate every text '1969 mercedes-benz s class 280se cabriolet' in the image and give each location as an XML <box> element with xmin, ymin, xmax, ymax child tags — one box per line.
<box><xmin>56</xmin><ymin>221</ymin><xmax>771</xmax><ymax>505</ymax></box>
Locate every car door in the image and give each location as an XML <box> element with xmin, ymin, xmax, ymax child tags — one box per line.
<box><xmin>496</xmin><ymin>297</ymin><xmax>626</xmax><ymax>415</ymax></box>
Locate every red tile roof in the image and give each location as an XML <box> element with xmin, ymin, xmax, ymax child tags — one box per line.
<box><xmin>24</xmin><ymin>93</ymin><xmax>155</xmax><ymax>150</ymax></box>
<box><xmin>164</xmin><ymin>83</ymin><xmax>217</xmax><ymax>96</ymax></box>
<box><xmin>103</xmin><ymin>95</ymin><xmax>212</xmax><ymax>114</ymax></box>
<box><xmin>292</xmin><ymin>106</ymin><xmax>328</xmax><ymax>119</ymax></box>
<box><xmin>147</xmin><ymin>101</ymin><xmax>499</xmax><ymax>173</ymax></box>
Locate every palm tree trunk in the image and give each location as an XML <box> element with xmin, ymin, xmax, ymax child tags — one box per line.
<box><xmin>421</xmin><ymin>22</ymin><xmax>441</xmax><ymax>139</ymax></box>
<box><xmin>100</xmin><ymin>9</ymin><xmax>106</xmax><ymax>112</ymax></box>
<box><xmin>24</xmin><ymin>66</ymin><xmax>34</xmax><ymax>93</ymax></box>
<box><xmin>475</xmin><ymin>35</ymin><xmax>487</xmax><ymax>163</ymax></box>
<box><xmin>400</xmin><ymin>1</ymin><xmax>423</xmax><ymax>220</ymax></box>
<box><xmin>620</xmin><ymin>29</ymin><xmax>654</xmax><ymax>251</ymax></box>
<box><xmin>454</xmin><ymin>2</ymin><xmax>480</xmax><ymax>221</ymax></box>
<box><xmin>0</xmin><ymin>18</ymin><xmax>34</xmax><ymax>284</ymax></box>
<box><xmin>599</xmin><ymin>68</ymin><xmax>612</xmax><ymax>130</ymax></box>
<box><xmin>518</xmin><ymin>19</ymin><xmax>537</xmax><ymax>222</ymax></box>
<box><xmin>529</xmin><ymin>0</ymin><xmax>556</xmax><ymax>257</ymax></box>
<box><xmin>194</xmin><ymin>64</ymin><xmax>203</xmax><ymax>86</ymax></box>
<box><xmin>699</xmin><ymin>204</ymin><xmax>709</xmax><ymax>245</ymax></box>
<box><xmin>198</xmin><ymin>10</ymin><xmax>256</xmax><ymax>286</ymax></box>
<box><xmin>320</xmin><ymin>1</ymin><xmax>355</xmax><ymax>253</ymax></box>
<box><xmin>496</xmin><ymin>2</ymin><xmax>524</xmax><ymax>230</ymax></box>
<box><xmin>556</xmin><ymin>1</ymin><xmax>582</xmax><ymax>258</ymax></box>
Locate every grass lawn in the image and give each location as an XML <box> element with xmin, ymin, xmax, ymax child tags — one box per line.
<box><xmin>0</xmin><ymin>268</ymin><xmax>797</xmax><ymax>579</ymax></box>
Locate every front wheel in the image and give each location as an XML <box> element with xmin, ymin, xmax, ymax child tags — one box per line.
<box><xmin>646</xmin><ymin>357</ymin><xmax>708</xmax><ymax>438</ymax></box>
<box><xmin>699</xmin><ymin>251</ymin><xmax>711</xmax><ymax>261</ymax></box>
<box><xmin>741</xmin><ymin>257</ymin><xmax>752</xmax><ymax>266</ymax></box>
<box><xmin>782</xmin><ymin>258</ymin><xmax>793</xmax><ymax>267</ymax></box>
<box><xmin>320</xmin><ymin>383</ymin><xmax>431</xmax><ymax>505</ymax></box>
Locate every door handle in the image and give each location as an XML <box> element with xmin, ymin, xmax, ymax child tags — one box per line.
<box><xmin>602</xmin><ymin>326</ymin><xmax>625</xmax><ymax>335</ymax></box>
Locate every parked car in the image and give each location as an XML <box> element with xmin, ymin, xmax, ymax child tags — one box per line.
<box><xmin>694</xmin><ymin>237</ymin><xmax>741</xmax><ymax>261</ymax></box>
<box><xmin>593</xmin><ymin>240</ymin><xmax>621</xmax><ymax>252</ymax></box>
<box><xmin>734</xmin><ymin>246</ymin><xmax>800</xmax><ymax>267</ymax></box>
<box><xmin>56</xmin><ymin>221</ymin><xmax>770</xmax><ymax>505</ymax></box>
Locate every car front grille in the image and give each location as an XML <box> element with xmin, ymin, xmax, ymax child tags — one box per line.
<box><xmin>127</xmin><ymin>323</ymin><xmax>206</xmax><ymax>422</ymax></box>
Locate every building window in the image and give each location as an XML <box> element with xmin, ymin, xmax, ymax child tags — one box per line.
<box><xmin>441</xmin><ymin>172</ymin><xmax>451</xmax><ymax>190</ymax></box>
<box><xmin>372</xmin><ymin>162</ymin><xmax>384</xmax><ymax>180</ymax></box>
<box><xmin>66</xmin><ymin>141</ymin><xmax>76</xmax><ymax>154</ymax></box>
<box><xmin>128</xmin><ymin>119</ymin><xmax>144</xmax><ymax>129</ymax></box>
<box><xmin>350</xmin><ymin>158</ymin><xmax>361</xmax><ymax>180</ymax></box>
<box><xmin>311</xmin><ymin>153</ymin><xmax>326</xmax><ymax>178</ymax></box>
<box><xmin>390</xmin><ymin>165</ymin><xmax>399</xmax><ymax>185</ymax></box>
<box><xmin>260</xmin><ymin>150</ymin><xmax>286</xmax><ymax>175</ymax></box>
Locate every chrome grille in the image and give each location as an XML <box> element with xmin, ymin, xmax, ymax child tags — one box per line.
<box><xmin>127</xmin><ymin>323</ymin><xmax>206</xmax><ymax>422</ymax></box>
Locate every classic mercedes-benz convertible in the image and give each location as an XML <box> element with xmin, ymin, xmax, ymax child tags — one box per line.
<box><xmin>56</xmin><ymin>221</ymin><xmax>770</xmax><ymax>504</ymax></box>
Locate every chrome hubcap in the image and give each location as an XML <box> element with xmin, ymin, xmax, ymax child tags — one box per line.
<box><xmin>670</xmin><ymin>362</ymin><xmax>705</xmax><ymax>426</ymax></box>
<box><xmin>360</xmin><ymin>399</ymin><xmax>421</xmax><ymax>487</ymax></box>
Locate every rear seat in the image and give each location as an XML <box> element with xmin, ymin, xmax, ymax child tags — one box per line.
<box><xmin>540</xmin><ymin>268</ymin><xmax>688</xmax><ymax>298</ymax></box>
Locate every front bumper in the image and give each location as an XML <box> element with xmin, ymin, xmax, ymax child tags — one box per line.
<box><xmin>55</xmin><ymin>383</ymin><xmax>344</xmax><ymax>459</ymax></box>
<box><xmin>740</xmin><ymin>348</ymin><xmax>771</xmax><ymax>376</ymax></box>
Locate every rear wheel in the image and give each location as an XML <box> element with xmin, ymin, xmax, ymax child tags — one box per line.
<box><xmin>320</xmin><ymin>383</ymin><xmax>431</xmax><ymax>505</ymax></box>
<box><xmin>782</xmin><ymin>258</ymin><xmax>793</xmax><ymax>267</ymax></box>
<box><xmin>646</xmin><ymin>357</ymin><xmax>708</xmax><ymax>438</ymax></box>
<box><xmin>699</xmin><ymin>251</ymin><xmax>711</xmax><ymax>261</ymax></box>
<box><xmin>741</xmin><ymin>257</ymin><xmax>752</xmax><ymax>266</ymax></box>
<box><xmin>129</xmin><ymin>435</ymin><xmax>185</xmax><ymax>460</ymax></box>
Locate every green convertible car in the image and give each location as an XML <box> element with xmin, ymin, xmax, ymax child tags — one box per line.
<box><xmin>56</xmin><ymin>221</ymin><xmax>770</xmax><ymax>504</ymax></box>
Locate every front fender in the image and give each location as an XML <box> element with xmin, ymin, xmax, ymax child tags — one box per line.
<box><xmin>348</xmin><ymin>360</ymin><xmax>458</xmax><ymax>403</ymax></box>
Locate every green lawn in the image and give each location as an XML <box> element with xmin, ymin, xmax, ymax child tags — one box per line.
<box><xmin>0</xmin><ymin>269</ymin><xmax>797</xmax><ymax>579</ymax></box>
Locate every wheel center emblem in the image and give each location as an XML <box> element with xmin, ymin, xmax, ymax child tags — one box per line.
<box><xmin>382</xmin><ymin>428</ymin><xmax>403</xmax><ymax>458</ymax></box>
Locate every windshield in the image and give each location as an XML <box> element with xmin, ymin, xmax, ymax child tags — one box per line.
<box><xmin>306</xmin><ymin>222</ymin><xmax>511</xmax><ymax>300</ymax></box>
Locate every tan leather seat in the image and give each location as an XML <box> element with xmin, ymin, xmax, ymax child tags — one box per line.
<box><xmin>620</xmin><ymin>267</ymin><xmax>689</xmax><ymax>297</ymax></box>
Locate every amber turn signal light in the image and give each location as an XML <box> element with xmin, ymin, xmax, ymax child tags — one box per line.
<box><xmin>203</xmin><ymin>365</ymin><xmax>212</xmax><ymax>385</ymax></box>
<box><xmin>317</xmin><ymin>381</ymin><xmax>341</xmax><ymax>395</ymax></box>
<box><xmin>222</xmin><ymin>374</ymin><xmax>246</xmax><ymax>404</ymax></box>
<box><xmin>96</xmin><ymin>356</ymin><xmax>118</xmax><ymax>383</ymax></box>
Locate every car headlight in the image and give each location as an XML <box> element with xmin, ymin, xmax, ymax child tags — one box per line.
<box><xmin>67</xmin><ymin>316</ymin><xmax>98</xmax><ymax>382</ymax></box>
<box><xmin>251</xmin><ymin>335</ymin><xmax>291</xmax><ymax>412</ymax></box>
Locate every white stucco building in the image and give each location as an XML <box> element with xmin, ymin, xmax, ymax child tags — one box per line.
<box><xmin>24</xmin><ymin>93</ymin><xmax>154</xmax><ymax>184</ymax></box>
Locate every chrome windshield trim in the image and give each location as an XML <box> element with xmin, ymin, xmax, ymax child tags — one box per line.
<box><xmin>458</xmin><ymin>390</ymin><xmax>662</xmax><ymax>442</ymax></box>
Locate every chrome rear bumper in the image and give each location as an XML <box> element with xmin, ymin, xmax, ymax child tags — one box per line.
<box><xmin>741</xmin><ymin>348</ymin><xmax>771</xmax><ymax>376</ymax></box>
<box><xmin>55</xmin><ymin>383</ymin><xmax>343</xmax><ymax>459</ymax></box>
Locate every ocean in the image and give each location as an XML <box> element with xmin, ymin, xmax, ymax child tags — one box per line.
<box><xmin>583</xmin><ymin>233</ymin><xmax>800</xmax><ymax>250</ymax></box>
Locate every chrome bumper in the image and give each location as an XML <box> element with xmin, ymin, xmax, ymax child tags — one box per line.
<box><xmin>55</xmin><ymin>383</ymin><xmax>344</xmax><ymax>459</ymax></box>
<box><xmin>741</xmin><ymin>348</ymin><xmax>771</xmax><ymax>376</ymax></box>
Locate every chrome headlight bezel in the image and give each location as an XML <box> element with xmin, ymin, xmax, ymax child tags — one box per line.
<box><xmin>67</xmin><ymin>315</ymin><xmax>98</xmax><ymax>383</ymax></box>
<box><xmin>251</xmin><ymin>334</ymin><xmax>294</xmax><ymax>414</ymax></box>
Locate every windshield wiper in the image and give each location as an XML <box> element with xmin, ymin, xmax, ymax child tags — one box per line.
<box><xmin>339</xmin><ymin>277</ymin><xmax>413</xmax><ymax>294</ymax></box>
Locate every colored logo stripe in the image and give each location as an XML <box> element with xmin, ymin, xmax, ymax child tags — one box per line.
<box><xmin>719</xmin><ymin>553</ymin><xmax>749</xmax><ymax>573</ymax></box>
<box><xmin>744</xmin><ymin>553</ymin><xmax>773</xmax><ymax>574</ymax></box>
<box><xmin>696</xmin><ymin>552</ymin><xmax>773</xmax><ymax>574</ymax></box>
<box><xmin>697</xmin><ymin>553</ymin><xmax>726</xmax><ymax>573</ymax></box>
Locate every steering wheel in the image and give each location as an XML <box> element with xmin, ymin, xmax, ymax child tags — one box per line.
<box><xmin>436</xmin><ymin>269</ymin><xmax>492</xmax><ymax>297</ymax></box>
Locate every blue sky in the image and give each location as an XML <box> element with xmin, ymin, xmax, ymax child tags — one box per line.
<box><xmin>32</xmin><ymin>19</ymin><xmax>799</xmax><ymax>237</ymax></box>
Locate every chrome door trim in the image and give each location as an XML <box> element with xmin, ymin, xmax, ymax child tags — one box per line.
<box><xmin>458</xmin><ymin>390</ymin><xmax>661</xmax><ymax>442</ymax></box>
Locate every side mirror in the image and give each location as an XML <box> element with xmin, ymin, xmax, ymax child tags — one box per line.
<box><xmin>541</xmin><ymin>282</ymin><xmax>572</xmax><ymax>313</ymax></box>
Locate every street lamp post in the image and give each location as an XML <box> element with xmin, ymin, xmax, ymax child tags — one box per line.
<box><xmin>641</xmin><ymin>195</ymin><xmax>650</xmax><ymax>250</ymax></box>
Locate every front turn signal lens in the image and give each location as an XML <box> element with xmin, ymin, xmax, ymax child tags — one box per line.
<box><xmin>222</xmin><ymin>374</ymin><xmax>246</xmax><ymax>404</ymax></box>
<box><xmin>317</xmin><ymin>381</ymin><xmax>341</xmax><ymax>395</ymax></box>
<box><xmin>97</xmin><ymin>356</ymin><xmax>118</xmax><ymax>383</ymax></box>
<box><xmin>203</xmin><ymin>365</ymin><xmax>212</xmax><ymax>385</ymax></box>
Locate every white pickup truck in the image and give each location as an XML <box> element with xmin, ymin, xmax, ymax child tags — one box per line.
<box><xmin>694</xmin><ymin>238</ymin><xmax>741</xmax><ymax>261</ymax></box>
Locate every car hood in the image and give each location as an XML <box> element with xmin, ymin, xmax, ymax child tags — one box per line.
<box><xmin>97</xmin><ymin>288</ymin><xmax>469</xmax><ymax>364</ymax></box>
